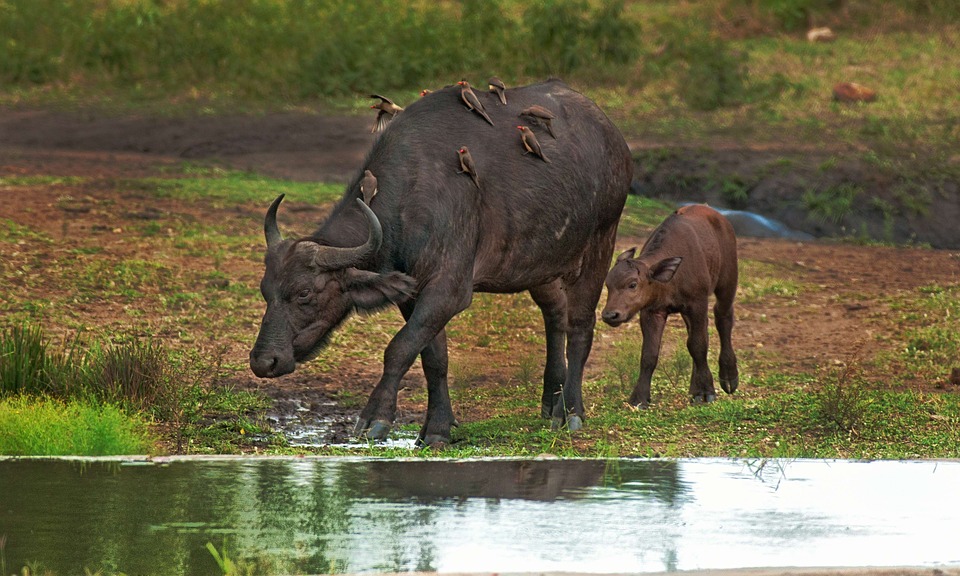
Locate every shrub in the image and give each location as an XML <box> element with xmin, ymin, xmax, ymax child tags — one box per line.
<box><xmin>813</xmin><ymin>363</ymin><xmax>869</xmax><ymax>434</ymax></box>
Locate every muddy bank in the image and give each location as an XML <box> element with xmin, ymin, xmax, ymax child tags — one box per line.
<box><xmin>3</xmin><ymin>106</ymin><xmax>957</xmax><ymax>247</ymax></box>
<box><xmin>631</xmin><ymin>144</ymin><xmax>960</xmax><ymax>249</ymax></box>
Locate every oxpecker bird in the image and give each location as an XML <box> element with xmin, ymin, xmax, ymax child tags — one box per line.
<box><xmin>419</xmin><ymin>89</ymin><xmax>432</xmax><ymax>97</ymax></box>
<box><xmin>360</xmin><ymin>169</ymin><xmax>378</xmax><ymax>204</ymax></box>
<box><xmin>457</xmin><ymin>146</ymin><xmax>481</xmax><ymax>189</ymax></box>
<box><xmin>369</xmin><ymin>94</ymin><xmax>403</xmax><ymax>132</ymax></box>
<box><xmin>519</xmin><ymin>105</ymin><xmax>556</xmax><ymax>138</ymax></box>
<box><xmin>488</xmin><ymin>76</ymin><xmax>507</xmax><ymax>105</ymax></box>
<box><xmin>457</xmin><ymin>80</ymin><xmax>494</xmax><ymax>126</ymax></box>
<box><xmin>517</xmin><ymin>126</ymin><xmax>550</xmax><ymax>163</ymax></box>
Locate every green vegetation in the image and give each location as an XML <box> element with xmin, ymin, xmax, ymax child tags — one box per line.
<box><xmin>0</xmin><ymin>322</ymin><xmax>273</xmax><ymax>455</ymax></box>
<box><xmin>1</xmin><ymin>1</ymin><xmax>957</xmax><ymax>153</ymax></box>
<box><xmin>0</xmin><ymin>396</ymin><xmax>152</xmax><ymax>455</ymax></box>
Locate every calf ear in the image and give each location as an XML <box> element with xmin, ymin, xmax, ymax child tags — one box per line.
<box><xmin>650</xmin><ymin>257</ymin><xmax>682</xmax><ymax>283</ymax></box>
<box><xmin>616</xmin><ymin>247</ymin><xmax>638</xmax><ymax>262</ymax></box>
<box><xmin>343</xmin><ymin>269</ymin><xmax>417</xmax><ymax>310</ymax></box>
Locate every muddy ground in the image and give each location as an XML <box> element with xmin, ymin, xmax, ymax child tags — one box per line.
<box><xmin>2</xmin><ymin>107</ymin><xmax>959</xmax><ymax>446</ymax></box>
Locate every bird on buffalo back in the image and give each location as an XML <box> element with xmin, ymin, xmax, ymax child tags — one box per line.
<box><xmin>369</xmin><ymin>94</ymin><xmax>403</xmax><ymax>132</ymax></box>
<box><xmin>488</xmin><ymin>76</ymin><xmax>507</xmax><ymax>105</ymax></box>
<box><xmin>519</xmin><ymin>105</ymin><xmax>556</xmax><ymax>138</ymax></box>
<box><xmin>457</xmin><ymin>80</ymin><xmax>494</xmax><ymax>126</ymax></box>
<box><xmin>517</xmin><ymin>126</ymin><xmax>550</xmax><ymax>163</ymax></box>
<box><xmin>457</xmin><ymin>146</ymin><xmax>481</xmax><ymax>189</ymax></box>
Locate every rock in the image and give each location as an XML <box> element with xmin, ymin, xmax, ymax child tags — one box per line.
<box><xmin>807</xmin><ymin>27</ymin><xmax>836</xmax><ymax>42</ymax></box>
<box><xmin>832</xmin><ymin>82</ymin><xmax>877</xmax><ymax>103</ymax></box>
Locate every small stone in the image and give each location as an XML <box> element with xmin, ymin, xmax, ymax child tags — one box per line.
<box><xmin>833</xmin><ymin>82</ymin><xmax>877</xmax><ymax>103</ymax></box>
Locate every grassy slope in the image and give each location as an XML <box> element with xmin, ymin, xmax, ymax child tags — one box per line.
<box><xmin>1</xmin><ymin>172</ymin><xmax>957</xmax><ymax>458</ymax></box>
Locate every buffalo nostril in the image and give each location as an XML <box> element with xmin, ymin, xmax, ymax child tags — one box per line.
<box><xmin>250</xmin><ymin>353</ymin><xmax>279</xmax><ymax>377</ymax></box>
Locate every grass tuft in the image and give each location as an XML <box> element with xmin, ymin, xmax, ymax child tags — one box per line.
<box><xmin>0</xmin><ymin>396</ymin><xmax>153</xmax><ymax>455</ymax></box>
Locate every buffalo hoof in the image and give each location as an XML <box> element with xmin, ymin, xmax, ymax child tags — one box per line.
<box><xmin>550</xmin><ymin>415</ymin><xmax>583</xmax><ymax>432</ymax></box>
<box><xmin>721</xmin><ymin>377</ymin><xmax>739</xmax><ymax>394</ymax></box>
<box><xmin>355</xmin><ymin>418</ymin><xmax>392</xmax><ymax>441</ymax></box>
<box><xmin>416</xmin><ymin>434</ymin><xmax>450</xmax><ymax>448</ymax></box>
<box><xmin>690</xmin><ymin>394</ymin><xmax>717</xmax><ymax>405</ymax></box>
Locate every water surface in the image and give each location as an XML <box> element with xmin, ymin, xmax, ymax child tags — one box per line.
<box><xmin>1</xmin><ymin>457</ymin><xmax>957</xmax><ymax>574</ymax></box>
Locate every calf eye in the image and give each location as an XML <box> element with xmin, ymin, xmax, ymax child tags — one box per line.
<box><xmin>628</xmin><ymin>282</ymin><xmax>638</xmax><ymax>290</ymax></box>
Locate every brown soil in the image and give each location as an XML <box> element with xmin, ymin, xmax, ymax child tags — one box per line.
<box><xmin>2</xmin><ymin>107</ymin><xmax>959</xmax><ymax>447</ymax></box>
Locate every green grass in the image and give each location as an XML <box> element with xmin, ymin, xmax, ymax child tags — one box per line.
<box><xmin>0</xmin><ymin>396</ymin><xmax>153</xmax><ymax>455</ymax></box>
<box><xmin>3</xmin><ymin>164</ymin><xmax>957</xmax><ymax>458</ymax></box>
<box><xmin>1</xmin><ymin>1</ymin><xmax>957</xmax><ymax>155</ymax></box>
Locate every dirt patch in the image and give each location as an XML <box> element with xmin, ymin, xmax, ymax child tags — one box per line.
<box><xmin>2</xmin><ymin>106</ymin><xmax>959</xmax><ymax>447</ymax></box>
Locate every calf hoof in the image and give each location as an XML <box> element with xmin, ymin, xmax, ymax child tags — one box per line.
<box><xmin>721</xmin><ymin>377</ymin><xmax>739</xmax><ymax>394</ymax></box>
<box><xmin>550</xmin><ymin>416</ymin><xmax>564</xmax><ymax>431</ymax></box>
<box><xmin>566</xmin><ymin>415</ymin><xmax>583</xmax><ymax>432</ymax></box>
<box><xmin>355</xmin><ymin>418</ymin><xmax>392</xmax><ymax>440</ymax></box>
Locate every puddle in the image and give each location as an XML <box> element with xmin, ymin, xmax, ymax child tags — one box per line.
<box><xmin>0</xmin><ymin>458</ymin><xmax>957</xmax><ymax>575</ymax></box>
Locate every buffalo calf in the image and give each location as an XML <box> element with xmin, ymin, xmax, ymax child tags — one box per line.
<box><xmin>602</xmin><ymin>204</ymin><xmax>739</xmax><ymax>407</ymax></box>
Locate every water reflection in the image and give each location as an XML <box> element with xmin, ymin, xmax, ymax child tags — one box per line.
<box><xmin>0</xmin><ymin>458</ymin><xmax>957</xmax><ymax>575</ymax></box>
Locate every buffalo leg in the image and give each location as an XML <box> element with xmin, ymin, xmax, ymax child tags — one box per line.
<box><xmin>554</xmin><ymin>233</ymin><xmax>615</xmax><ymax>430</ymax></box>
<box><xmin>356</xmin><ymin>283</ymin><xmax>471</xmax><ymax>442</ymax></box>
<box><xmin>631</xmin><ymin>310</ymin><xmax>666</xmax><ymax>407</ymax></box>
<box><xmin>682</xmin><ymin>304</ymin><xmax>716</xmax><ymax>404</ymax></box>
<box><xmin>398</xmin><ymin>302</ymin><xmax>457</xmax><ymax>446</ymax></box>
<box><xmin>714</xmin><ymin>291</ymin><xmax>739</xmax><ymax>394</ymax></box>
<box><xmin>529</xmin><ymin>281</ymin><xmax>567</xmax><ymax>418</ymax></box>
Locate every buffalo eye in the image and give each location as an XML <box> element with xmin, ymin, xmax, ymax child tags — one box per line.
<box><xmin>296</xmin><ymin>289</ymin><xmax>312</xmax><ymax>305</ymax></box>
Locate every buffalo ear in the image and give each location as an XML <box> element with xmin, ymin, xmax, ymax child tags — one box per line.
<box><xmin>616</xmin><ymin>247</ymin><xmax>638</xmax><ymax>262</ymax></box>
<box><xmin>650</xmin><ymin>256</ymin><xmax>682</xmax><ymax>283</ymax></box>
<box><xmin>343</xmin><ymin>269</ymin><xmax>417</xmax><ymax>310</ymax></box>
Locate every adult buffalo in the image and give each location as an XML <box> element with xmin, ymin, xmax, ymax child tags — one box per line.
<box><xmin>250</xmin><ymin>79</ymin><xmax>632</xmax><ymax>445</ymax></box>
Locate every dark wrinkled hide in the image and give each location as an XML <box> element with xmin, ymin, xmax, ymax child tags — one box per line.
<box><xmin>602</xmin><ymin>204</ymin><xmax>739</xmax><ymax>407</ymax></box>
<box><xmin>250</xmin><ymin>80</ymin><xmax>632</xmax><ymax>445</ymax></box>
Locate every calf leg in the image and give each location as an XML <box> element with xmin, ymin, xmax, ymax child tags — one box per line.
<box><xmin>682</xmin><ymin>303</ymin><xmax>716</xmax><ymax>404</ymax></box>
<box><xmin>714</xmin><ymin>291</ymin><xmax>739</xmax><ymax>394</ymax></box>
<box><xmin>356</xmin><ymin>282</ymin><xmax>471</xmax><ymax>442</ymax></box>
<box><xmin>530</xmin><ymin>282</ymin><xmax>568</xmax><ymax>418</ymax></box>
<box><xmin>631</xmin><ymin>310</ymin><xmax>667</xmax><ymax>407</ymax></box>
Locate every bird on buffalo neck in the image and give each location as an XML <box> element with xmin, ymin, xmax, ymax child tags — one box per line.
<box><xmin>360</xmin><ymin>169</ymin><xmax>378</xmax><ymax>204</ymax></box>
<box><xmin>457</xmin><ymin>146</ymin><xmax>481</xmax><ymax>189</ymax></box>
<box><xmin>517</xmin><ymin>126</ymin><xmax>550</xmax><ymax>163</ymax></box>
<box><xmin>457</xmin><ymin>80</ymin><xmax>494</xmax><ymax>126</ymax></box>
<box><xmin>488</xmin><ymin>76</ymin><xmax>507</xmax><ymax>105</ymax></box>
<box><xmin>369</xmin><ymin>94</ymin><xmax>403</xmax><ymax>132</ymax></box>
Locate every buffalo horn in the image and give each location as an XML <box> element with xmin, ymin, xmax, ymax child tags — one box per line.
<box><xmin>264</xmin><ymin>194</ymin><xmax>285</xmax><ymax>247</ymax></box>
<box><xmin>312</xmin><ymin>198</ymin><xmax>383</xmax><ymax>270</ymax></box>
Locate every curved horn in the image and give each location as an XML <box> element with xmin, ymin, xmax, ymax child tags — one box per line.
<box><xmin>313</xmin><ymin>198</ymin><xmax>383</xmax><ymax>270</ymax></box>
<box><xmin>264</xmin><ymin>194</ymin><xmax>285</xmax><ymax>247</ymax></box>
